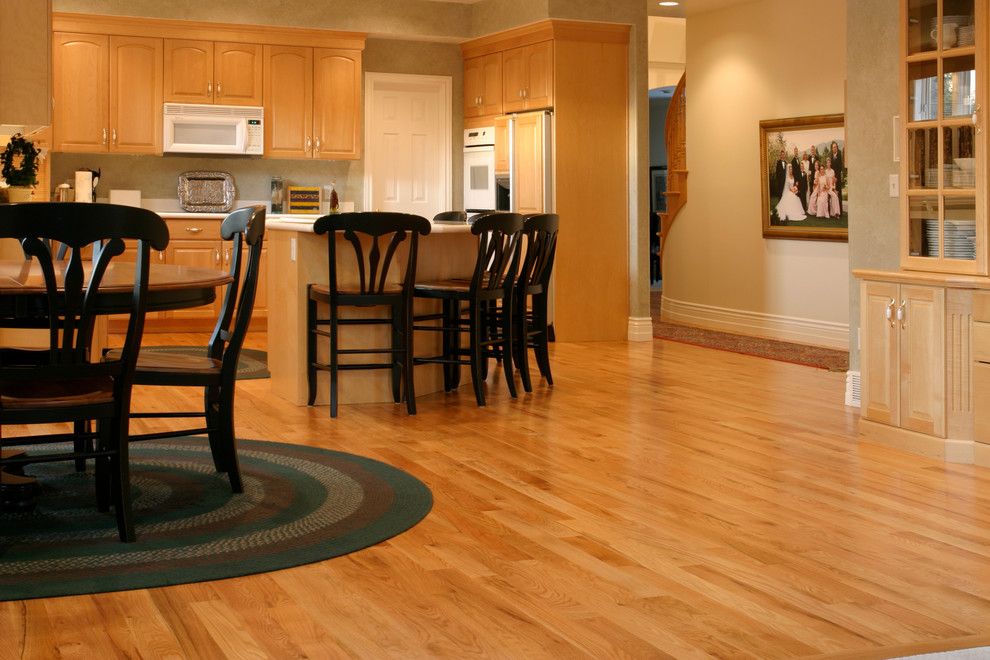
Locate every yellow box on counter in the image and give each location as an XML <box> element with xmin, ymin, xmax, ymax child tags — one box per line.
<box><xmin>287</xmin><ymin>186</ymin><xmax>321</xmax><ymax>214</ymax></box>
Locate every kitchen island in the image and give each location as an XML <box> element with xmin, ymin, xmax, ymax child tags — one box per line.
<box><xmin>266</xmin><ymin>217</ymin><xmax>477</xmax><ymax>406</ymax></box>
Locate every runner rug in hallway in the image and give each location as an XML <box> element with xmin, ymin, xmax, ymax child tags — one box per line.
<box><xmin>0</xmin><ymin>438</ymin><xmax>432</xmax><ymax>601</ymax></box>
<box><xmin>653</xmin><ymin>321</ymin><xmax>849</xmax><ymax>372</ymax></box>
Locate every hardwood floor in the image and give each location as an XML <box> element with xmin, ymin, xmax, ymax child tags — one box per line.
<box><xmin>4</xmin><ymin>333</ymin><xmax>990</xmax><ymax>658</ymax></box>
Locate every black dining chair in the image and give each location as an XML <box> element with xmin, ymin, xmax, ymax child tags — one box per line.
<box><xmin>513</xmin><ymin>213</ymin><xmax>558</xmax><ymax>391</ymax></box>
<box><xmin>413</xmin><ymin>212</ymin><xmax>524</xmax><ymax>407</ymax></box>
<box><xmin>112</xmin><ymin>205</ymin><xmax>266</xmax><ymax>494</ymax></box>
<box><xmin>307</xmin><ymin>212</ymin><xmax>432</xmax><ymax>417</ymax></box>
<box><xmin>0</xmin><ymin>202</ymin><xmax>169</xmax><ymax>541</ymax></box>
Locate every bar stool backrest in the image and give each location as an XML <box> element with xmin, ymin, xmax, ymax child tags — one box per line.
<box><xmin>519</xmin><ymin>213</ymin><xmax>559</xmax><ymax>295</ymax></box>
<box><xmin>314</xmin><ymin>212</ymin><xmax>432</xmax><ymax>297</ymax></box>
<box><xmin>469</xmin><ymin>212</ymin><xmax>524</xmax><ymax>295</ymax></box>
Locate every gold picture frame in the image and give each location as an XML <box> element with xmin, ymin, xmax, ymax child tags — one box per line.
<box><xmin>760</xmin><ymin>113</ymin><xmax>847</xmax><ymax>241</ymax></box>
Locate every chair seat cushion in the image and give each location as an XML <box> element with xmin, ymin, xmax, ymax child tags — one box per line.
<box><xmin>105</xmin><ymin>348</ymin><xmax>222</xmax><ymax>377</ymax></box>
<box><xmin>310</xmin><ymin>283</ymin><xmax>404</xmax><ymax>299</ymax></box>
<box><xmin>0</xmin><ymin>376</ymin><xmax>114</xmax><ymax>410</ymax></box>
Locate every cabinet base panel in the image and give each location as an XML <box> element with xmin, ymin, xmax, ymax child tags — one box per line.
<box><xmin>859</xmin><ymin>418</ymin><xmax>983</xmax><ymax>464</ymax></box>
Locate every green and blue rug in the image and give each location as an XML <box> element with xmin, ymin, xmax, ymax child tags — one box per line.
<box><xmin>0</xmin><ymin>438</ymin><xmax>432</xmax><ymax>601</ymax></box>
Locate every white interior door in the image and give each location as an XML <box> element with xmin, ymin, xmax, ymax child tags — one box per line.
<box><xmin>365</xmin><ymin>73</ymin><xmax>451</xmax><ymax>218</ymax></box>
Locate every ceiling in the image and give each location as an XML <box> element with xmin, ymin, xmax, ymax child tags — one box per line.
<box><xmin>649</xmin><ymin>0</ymin><xmax>756</xmax><ymax>18</ymax></box>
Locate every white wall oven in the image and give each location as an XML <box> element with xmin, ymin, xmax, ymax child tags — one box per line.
<box><xmin>463</xmin><ymin>126</ymin><xmax>496</xmax><ymax>212</ymax></box>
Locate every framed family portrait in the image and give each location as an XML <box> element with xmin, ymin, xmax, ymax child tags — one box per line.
<box><xmin>760</xmin><ymin>113</ymin><xmax>847</xmax><ymax>241</ymax></box>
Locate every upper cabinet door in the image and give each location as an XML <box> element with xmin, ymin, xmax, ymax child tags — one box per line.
<box><xmin>53</xmin><ymin>32</ymin><xmax>109</xmax><ymax>152</ymax></box>
<box><xmin>465</xmin><ymin>54</ymin><xmax>501</xmax><ymax>117</ymax></box>
<box><xmin>215</xmin><ymin>42</ymin><xmax>263</xmax><ymax>106</ymax></box>
<box><xmin>264</xmin><ymin>45</ymin><xmax>313</xmax><ymax>159</ymax></box>
<box><xmin>110</xmin><ymin>35</ymin><xmax>163</xmax><ymax>154</ymax></box>
<box><xmin>523</xmin><ymin>41</ymin><xmax>553</xmax><ymax>110</ymax></box>
<box><xmin>164</xmin><ymin>39</ymin><xmax>213</xmax><ymax>104</ymax></box>
<box><xmin>313</xmin><ymin>48</ymin><xmax>362</xmax><ymax>160</ymax></box>
<box><xmin>501</xmin><ymin>42</ymin><xmax>553</xmax><ymax>113</ymax></box>
<box><xmin>464</xmin><ymin>55</ymin><xmax>485</xmax><ymax>117</ymax></box>
<box><xmin>501</xmin><ymin>46</ymin><xmax>526</xmax><ymax>113</ymax></box>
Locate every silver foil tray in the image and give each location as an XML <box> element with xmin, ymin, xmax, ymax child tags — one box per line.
<box><xmin>178</xmin><ymin>171</ymin><xmax>235</xmax><ymax>212</ymax></box>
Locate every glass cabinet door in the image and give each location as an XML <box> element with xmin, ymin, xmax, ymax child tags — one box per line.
<box><xmin>902</xmin><ymin>0</ymin><xmax>984</xmax><ymax>274</ymax></box>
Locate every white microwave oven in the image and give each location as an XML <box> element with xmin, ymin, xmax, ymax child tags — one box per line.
<box><xmin>163</xmin><ymin>103</ymin><xmax>264</xmax><ymax>155</ymax></box>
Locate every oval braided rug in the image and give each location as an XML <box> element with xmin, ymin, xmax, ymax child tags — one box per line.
<box><xmin>0</xmin><ymin>438</ymin><xmax>432</xmax><ymax>601</ymax></box>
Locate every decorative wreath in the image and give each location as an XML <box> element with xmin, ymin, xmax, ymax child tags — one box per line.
<box><xmin>1</xmin><ymin>133</ymin><xmax>40</xmax><ymax>187</ymax></box>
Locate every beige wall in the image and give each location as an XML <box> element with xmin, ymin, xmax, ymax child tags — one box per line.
<box><xmin>846</xmin><ymin>0</ymin><xmax>900</xmax><ymax>369</ymax></box>
<box><xmin>648</xmin><ymin>16</ymin><xmax>685</xmax><ymax>89</ymax></box>
<box><xmin>663</xmin><ymin>0</ymin><xmax>849</xmax><ymax>346</ymax></box>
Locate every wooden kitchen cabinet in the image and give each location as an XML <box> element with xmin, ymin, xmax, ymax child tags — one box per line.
<box><xmin>502</xmin><ymin>41</ymin><xmax>553</xmax><ymax>113</ymax></box>
<box><xmin>464</xmin><ymin>53</ymin><xmax>502</xmax><ymax>118</ymax></box>
<box><xmin>861</xmin><ymin>281</ymin><xmax>945</xmax><ymax>437</ymax></box>
<box><xmin>313</xmin><ymin>48</ymin><xmax>362</xmax><ymax>159</ymax></box>
<box><xmin>511</xmin><ymin>111</ymin><xmax>547</xmax><ymax>215</ymax></box>
<box><xmin>166</xmin><ymin>238</ymin><xmax>224</xmax><ymax>323</ymax></box>
<box><xmin>53</xmin><ymin>32</ymin><xmax>109</xmax><ymax>152</ymax></box>
<box><xmin>164</xmin><ymin>39</ymin><xmax>263</xmax><ymax>106</ymax></box>
<box><xmin>494</xmin><ymin>114</ymin><xmax>509</xmax><ymax>174</ymax></box>
<box><xmin>264</xmin><ymin>45</ymin><xmax>362</xmax><ymax>160</ymax></box>
<box><xmin>53</xmin><ymin>32</ymin><xmax>161</xmax><ymax>154</ymax></box>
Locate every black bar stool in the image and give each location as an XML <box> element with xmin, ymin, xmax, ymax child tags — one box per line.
<box><xmin>513</xmin><ymin>213</ymin><xmax>559</xmax><ymax>391</ymax></box>
<box><xmin>307</xmin><ymin>212</ymin><xmax>431</xmax><ymax>417</ymax></box>
<box><xmin>413</xmin><ymin>212</ymin><xmax>524</xmax><ymax>407</ymax></box>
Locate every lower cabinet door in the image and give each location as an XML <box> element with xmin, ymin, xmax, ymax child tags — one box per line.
<box><xmin>899</xmin><ymin>285</ymin><xmax>945</xmax><ymax>437</ymax></box>
<box><xmin>975</xmin><ymin>362</ymin><xmax>990</xmax><ymax>443</ymax></box>
<box><xmin>167</xmin><ymin>239</ymin><xmax>223</xmax><ymax>323</ymax></box>
<box><xmin>861</xmin><ymin>281</ymin><xmax>900</xmax><ymax>425</ymax></box>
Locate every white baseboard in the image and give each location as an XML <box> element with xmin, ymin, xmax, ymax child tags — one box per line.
<box><xmin>627</xmin><ymin>316</ymin><xmax>653</xmax><ymax>342</ymax></box>
<box><xmin>660</xmin><ymin>295</ymin><xmax>850</xmax><ymax>350</ymax></box>
<box><xmin>845</xmin><ymin>370</ymin><xmax>861</xmax><ymax>408</ymax></box>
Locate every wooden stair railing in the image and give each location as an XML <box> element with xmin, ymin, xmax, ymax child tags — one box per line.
<box><xmin>659</xmin><ymin>73</ymin><xmax>687</xmax><ymax>263</ymax></box>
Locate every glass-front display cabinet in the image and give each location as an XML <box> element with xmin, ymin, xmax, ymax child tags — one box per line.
<box><xmin>902</xmin><ymin>0</ymin><xmax>986</xmax><ymax>274</ymax></box>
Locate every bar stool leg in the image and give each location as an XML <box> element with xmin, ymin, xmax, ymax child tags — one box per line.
<box><xmin>330</xmin><ymin>306</ymin><xmax>340</xmax><ymax>418</ymax></box>
<box><xmin>516</xmin><ymin>296</ymin><xmax>533</xmax><ymax>393</ymax></box>
<box><xmin>403</xmin><ymin>298</ymin><xmax>417</xmax><ymax>415</ymax></box>
<box><xmin>306</xmin><ymin>293</ymin><xmax>318</xmax><ymax>405</ymax></box>
<box><xmin>501</xmin><ymin>294</ymin><xmax>517</xmax><ymax>398</ymax></box>
<box><xmin>468</xmin><ymin>301</ymin><xmax>486</xmax><ymax>406</ymax></box>
<box><xmin>390</xmin><ymin>302</ymin><xmax>402</xmax><ymax>404</ymax></box>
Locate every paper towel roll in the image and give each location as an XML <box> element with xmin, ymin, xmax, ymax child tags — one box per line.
<box><xmin>74</xmin><ymin>171</ymin><xmax>93</xmax><ymax>203</ymax></box>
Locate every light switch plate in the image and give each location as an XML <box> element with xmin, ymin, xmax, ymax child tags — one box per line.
<box><xmin>889</xmin><ymin>174</ymin><xmax>899</xmax><ymax>197</ymax></box>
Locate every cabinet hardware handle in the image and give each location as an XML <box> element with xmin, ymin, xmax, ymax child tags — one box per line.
<box><xmin>974</xmin><ymin>104</ymin><xmax>982</xmax><ymax>133</ymax></box>
<box><xmin>184</xmin><ymin>226</ymin><xmax>204</xmax><ymax>234</ymax></box>
<box><xmin>518</xmin><ymin>89</ymin><xmax>523</xmax><ymax>98</ymax></box>
<box><xmin>102</xmin><ymin>128</ymin><xmax>108</xmax><ymax>145</ymax></box>
<box><xmin>224</xmin><ymin>248</ymin><xmax>230</xmax><ymax>264</ymax></box>
<box><xmin>111</xmin><ymin>128</ymin><xmax>117</xmax><ymax>145</ymax></box>
<box><xmin>306</xmin><ymin>136</ymin><xmax>312</xmax><ymax>151</ymax></box>
<box><xmin>885</xmin><ymin>298</ymin><xmax>895</xmax><ymax>327</ymax></box>
<box><xmin>896</xmin><ymin>300</ymin><xmax>906</xmax><ymax>328</ymax></box>
<box><xmin>207</xmin><ymin>81</ymin><xmax>213</xmax><ymax>95</ymax></box>
<box><xmin>216</xmin><ymin>82</ymin><xmax>222</xmax><ymax>96</ymax></box>
<box><xmin>315</xmin><ymin>137</ymin><xmax>322</xmax><ymax>153</ymax></box>
<box><xmin>158</xmin><ymin>250</ymin><xmax>164</xmax><ymax>262</ymax></box>
<box><xmin>215</xmin><ymin>248</ymin><xmax>221</xmax><ymax>264</ymax></box>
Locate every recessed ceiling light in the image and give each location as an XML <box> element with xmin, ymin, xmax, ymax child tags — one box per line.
<box><xmin>658</xmin><ymin>1</ymin><xmax>679</xmax><ymax>5</ymax></box>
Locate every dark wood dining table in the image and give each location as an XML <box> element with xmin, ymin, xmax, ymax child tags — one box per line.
<box><xmin>0</xmin><ymin>259</ymin><xmax>233</xmax><ymax>509</ymax></box>
<box><xmin>0</xmin><ymin>259</ymin><xmax>233</xmax><ymax>319</ymax></box>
